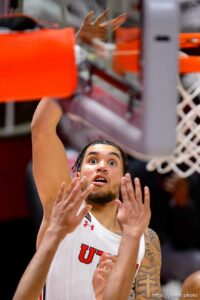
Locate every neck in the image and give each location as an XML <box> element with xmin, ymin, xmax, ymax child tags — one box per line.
<box><xmin>91</xmin><ymin>201</ymin><xmax>121</xmax><ymax>234</ymax></box>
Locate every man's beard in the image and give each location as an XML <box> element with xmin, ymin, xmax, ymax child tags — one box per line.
<box><xmin>86</xmin><ymin>191</ymin><xmax>117</xmax><ymax>204</ymax></box>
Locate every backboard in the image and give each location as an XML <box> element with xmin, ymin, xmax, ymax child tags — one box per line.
<box><xmin>67</xmin><ymin>0</ymin><xmax>180</xmax><ymax>157</ymax></box>
<box><xmin>0</xmin><ymin>0</ymin><xmax>180</xmax><ymax>157</ymax></box>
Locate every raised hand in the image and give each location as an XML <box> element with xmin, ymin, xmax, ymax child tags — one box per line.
<box><xmin>116</xmin><ymin>173</ymin><xmax>151</xmax><ymax>237</ymax></box>
<box><xmin>76</xmin><ymin>9</ymin><xmax>127</xmax><ymax>42</ymax></box>
<box><xmin>93</xmin><ymin>252</ymin><xmax>116</xmax><ymax>300</ymax></box>
<box><xmin>48</xmin><ymin>177</ymin><xmax>94</xmax><ymax>240</ymax></box>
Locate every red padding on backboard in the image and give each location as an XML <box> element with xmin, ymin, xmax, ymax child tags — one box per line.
<box><xmin>0</xmin><ymin>28</ymin><xmax>77</xmax><ymax>101</ymax></box>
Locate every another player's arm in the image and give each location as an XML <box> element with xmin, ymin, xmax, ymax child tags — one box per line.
<box><xmin>102</xmin><ymin>175</ymin><xmax>151</xmax><ymax>300</ymax></box>
<box><xmin>31</xmin><ymin>99</ymin><xmax>71</xmax><ymax>246</ymax></box>
<box><xmin>13</xmin><ymin>179</ymin><xmax>93</xmax><ymax>300</ymax></box>
<box><xmin>135</xmin><ymin>228</ymin><xmax>162</xmax><ymax>300</ymax></box>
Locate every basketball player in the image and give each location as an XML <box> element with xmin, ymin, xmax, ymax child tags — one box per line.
<box><xmin>31</xmin><ymin>99</ymin><xmax>162</xmax><ymax>299</ymax></box>
<box><xmin>13</xmin><ymin>173</ymin><xmax>150</xmax><ymax>300</ymax></box>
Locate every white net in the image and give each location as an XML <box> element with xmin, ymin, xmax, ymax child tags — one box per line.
<box><xmin>147</xmin><ymin>72</ymin><xmax>200</xmax><ymax>178</ymax></box>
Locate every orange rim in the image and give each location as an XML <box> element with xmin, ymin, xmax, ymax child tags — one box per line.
<box><xmin>114</xmin><ymin>29</ymin><xmax>200</xmax><ymax>75</ymax></box>
<box><xmin>0</xmin><ymin>27</ymin><xmax>77</xmax><ymax>102</ymax></box>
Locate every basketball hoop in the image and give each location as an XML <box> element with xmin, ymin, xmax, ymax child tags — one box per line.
<box><xmin>147</xmin><ymin>34</ymin><xmax>200</xmax><ymax>177</ymax></box>
<box><xmin>113</xmin><ymin>32</ymin><xmax>200</xmax><ymax>177</ymax></box>
<box><xmin>147</xmin><ymin>69</ymin><xmax>200</xmax><ymax>177</ymax></box>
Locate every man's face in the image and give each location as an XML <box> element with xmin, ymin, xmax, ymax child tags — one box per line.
<box><xmin>79</xmin><ymin>144</ymin><xmax>123</xmax><ymax>204</ymax></box>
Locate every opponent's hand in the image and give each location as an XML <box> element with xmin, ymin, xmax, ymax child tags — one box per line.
<box><xmin>116</xmin><ymin>174</ymin><xmax>151</xmax><ymax>237</ymax></box>
<box><xmin>76</xmin><ymin>9</ymin><xmax>127</xmax><ymax>42</ymax></box>
<box><xmin>93</xmin><ymin>252</ymin><xmax>116</xmax><ymax>300</ymax></box>
<box><xmin>48</xmin><ymin>177</ymin><xmax>94</xmax><ymax>240</ymax></box>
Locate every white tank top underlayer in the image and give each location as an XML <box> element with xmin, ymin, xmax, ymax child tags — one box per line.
<box><xmin>45</xmin><ymin>212</ymin><xmax>145</xmax><ymax>300</ymax></box>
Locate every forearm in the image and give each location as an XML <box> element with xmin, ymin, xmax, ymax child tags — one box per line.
<box><xmin>135</xmin><ymin>229</ymin><xmax>162</xmax><ymax>299</ymax></box>
<box><xmin>36</xmin><ymin>217</ymin><xmax>51</xmax><ymax>249</ymax></box>
<box><xmin>31</xmin><ymin>98</ymin><xmax>71</xmax><ymax>209</ymax></box>
<box><xmin>31</xmin><ymin>98</ymin><xmax>62</xmax><ymax>133</ymax></box>
<box><xmin>103</xmin><ymin>233</ymin><xmax>141</xmax><ymax>300</ymax></box>
<box><xmin>13</xmin><ymin>229</ymin><xmax>62</xmax><ymax>300</ymax></box>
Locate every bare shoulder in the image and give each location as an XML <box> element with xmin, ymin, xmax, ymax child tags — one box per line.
<box><xmin>135</xmin><ymin>228</ymin><xmax>162</xmax><ymax>299</ymax></box>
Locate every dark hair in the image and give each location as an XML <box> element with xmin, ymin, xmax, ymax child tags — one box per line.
<box><xmin>72</xmin><ymin>139</ymin><xmax>129</xmax><ymax>175</ymax></box>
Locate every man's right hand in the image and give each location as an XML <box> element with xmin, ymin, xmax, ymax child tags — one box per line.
<box><xmin>47</xmin><ymin>177</ymin><xmax>94</xmax><ymax>241</ymax></box>
<box><xmin>76</xmin><ymin>9</ymin><xmax>126</xmax><ymax>42</ymax></box>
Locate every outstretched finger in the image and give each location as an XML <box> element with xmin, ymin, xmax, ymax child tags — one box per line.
<box><xmin>134</xmin><ymin>177</ymin><xmax>143</xmax><ymax>208</ymax></box>
<box><xmin>121</xmin><ymin>176</ymin><xmax>129</xmax><ymax>204</ymax></box>
<box><xmin>84</xmin><ymin>10</ymin><xmax>95</xmax><ymax>23</ymax></box>
<box><xmin>55</xmin><ymin>181</ymin><xmax>66</xmax><ymax>204</ymax></box>
<box><xmin>76</xmin><ymin>204</ymin><xmax>92</xmax><ymax>223</ymax></box>
<box><xmin>81</xmin><ymin>183</ymin><xmax>94</xmax><ymax>199</ymax></box>
<box><xmin>125</xmin><ymin>174</ymin><xmax>137</xmax><ymax>201</ymax></box>
<box><xmin>63</xmin><ymin>177</ymin><xmax>80</xmax><ymax>201</ymax></box>
<box><xmin>65</xmin><ymin>175</ymin><xmax>87</xmax><ymax>203</ymax></box>
<box><xmin>71</xmin><ymin>183</ymin><xmax>94</xmax><ymax>212</ymax></box>
<box><xmin>144</xmin><ymin>186</ymin><xmax>150</xmax><ymax>210</ymax></box>
<box><xmin>93</xmin><ymin>8</ymin><xmax>109</xmax><ymax>25</ymax></box>
<box><xmin>79</xmin><ymin>176</ymin><xmax>87</xmax><ymax>188</ymax></box>
<box><xmin>101</xmin><ymin>13</ymin><xmax>127</xmax><ymax>28</ymax></box>
<box><xmin>111</xmin><ymin>14</ymin><xmax>127</xmax><ymax>27</ymax></box>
